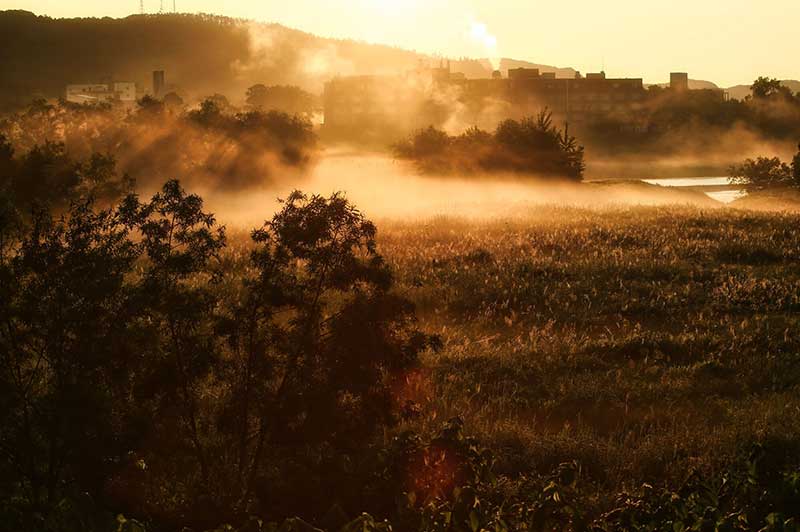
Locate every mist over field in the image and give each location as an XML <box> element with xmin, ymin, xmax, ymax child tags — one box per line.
<box><xmin>203</xmin><ymin>150</ymin><xmax>732</xmax><ymax>227</ymax></box>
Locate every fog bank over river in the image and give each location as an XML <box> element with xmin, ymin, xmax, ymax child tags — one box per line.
<box><xmin>200</xmin><ymin>152</ymin><xmax>740</xmax><ymax>226</ymax></box>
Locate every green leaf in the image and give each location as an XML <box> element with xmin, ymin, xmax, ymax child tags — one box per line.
<box><xmin>469</xmin><ymin>510</ymin><xmax>480</xmax><ymax>532</ymax></box>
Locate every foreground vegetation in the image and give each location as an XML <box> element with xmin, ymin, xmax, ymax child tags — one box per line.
<box><xmin>0</xmin><ymin>182</ymin><xmax>445</xmax><ymax>532</ymax></box>
<box><xmin>379</xmin><ymin>205</ymin><xmax>800</xmax><ymax>528</ymax></box>
<box><xmin>382</xmin><ymin>204</ymin><xmax>800</xmax><ymax>478</ymax></box>
<box><xmin>3</xmin><ymin>176</ymin><xmax>800</xmax><ymax>530</ymax></box>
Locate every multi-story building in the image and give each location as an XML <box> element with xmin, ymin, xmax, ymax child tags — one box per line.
<box><xmin>456</xmin><ymin>68</ymin><xmax>648</xmax><ymax>128</ymax></box>
<box><xmin>322</xmin><ymin>66</ymin><xmax>716</xmax><ymax>139</ymax></box>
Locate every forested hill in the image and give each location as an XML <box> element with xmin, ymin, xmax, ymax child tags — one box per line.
<box><xmin>0</xmin><ymin>10</ymin><xmax>420</xmax><ymax>109</ymax></box>
<box><xmin>0</xmin><ymin>10</ymin><xmax>578</xmax><ymax>111</ymax></box>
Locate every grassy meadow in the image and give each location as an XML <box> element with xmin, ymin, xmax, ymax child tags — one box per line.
<box><xmin>375</xmin><ymin>204</ymin><xmax>800</xmax><ymax>509</ymax></box>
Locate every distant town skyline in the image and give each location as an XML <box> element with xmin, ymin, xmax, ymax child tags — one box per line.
<box><xmin>4</xmin><ymin>0</ymin><xmax>799</xmax><ymax>88</ymax></box>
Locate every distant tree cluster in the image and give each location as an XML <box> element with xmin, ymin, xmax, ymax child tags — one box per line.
<box><xmin>584</xmin><ymin>77</ymin><xmax>800</xmax><ymax>157</ymax></box>
<box><xmin>0</xmin><ymin>181</ymin><xmax>439</xmax><ymax>531</ymax></box>
<box><xmin>730</xmin><ymin>143</ymin><xmax>800</xmax><ymax>192</ymax></box>
<box><xmin>0</xmin><ymin>95</ymin><xmax>317</xmax><ymax>192</ymax></box>
<box><xmin>750</xmin><ymin>76</ymin><xmax>798</xmax><ymax>101</ymax></box>
<box><xmin>0</xmin><ymin>134</ymin><xmax>131</xmax><ymax>213</ymax></box>
<box><xmin>394</xmin><ymin>110</ymin><xmax>585</xmax><ymax>180</ymax></box>
<box><xmin>186</xmin><ymin>96</ymin><xmax>317</xmax><ymax>167</ymax></box>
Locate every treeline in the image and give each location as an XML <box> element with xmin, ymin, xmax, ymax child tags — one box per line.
<box><xmin>393</xmin><ymin>111</ymin><xmax>585</xmax><ymax>180</ymax></box>
<box><xmin>0</xmin><ymin>96</ymin><xmax>316</xmax><ymax>192</ymax></box>
<box><xmin>583</xmin><ymin>77</ymin><xmax>800</xmax><ymax>156</ymax></box>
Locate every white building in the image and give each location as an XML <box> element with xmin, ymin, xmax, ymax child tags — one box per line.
<box><xmin>65</xmin><ymin>82</ymin><xmax>137</xmax><ymax>104</ymax></box>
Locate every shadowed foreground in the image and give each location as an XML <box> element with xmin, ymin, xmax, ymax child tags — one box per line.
<box><xmin>3</xmin><ymin>192</ymin><xmax>800</xmax><ymax>531</ymax></box>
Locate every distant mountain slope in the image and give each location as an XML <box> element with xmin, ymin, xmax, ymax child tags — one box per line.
<box><xmin>436</xmin><ymin>58</ymin><xmax>578</xmax><ymax>80</ymax></box>
<box><xmin>650</xmin><ymin>80</ymin><xmax>720</xmax><ymax>90</ymax></box>
<box><xmin>0</xmin><ymin>10</ymin><xmax>426</xmax><ymax>109</ymax></box>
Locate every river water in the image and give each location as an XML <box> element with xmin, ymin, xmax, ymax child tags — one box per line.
<box><xmin>641</xmin><ymin>177</ymin><xmax>747</xmax><ymax>203</ymax></box>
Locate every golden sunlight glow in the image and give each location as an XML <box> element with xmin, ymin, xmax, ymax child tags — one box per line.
<box><xmin>470</xmin><ymin>22</ymin><xmax>496</xmax><ymax>50</ymax></box>
<box><xmin>368</xmin><ymin>0</ymin><xmax>419</xmax><ymax>15</ymax></box>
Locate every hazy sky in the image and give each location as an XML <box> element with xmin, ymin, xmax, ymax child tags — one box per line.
<box><xmin>4</xmin><ymin>0</ymin><xmax>799</xmax><ymax>87</ymax></box>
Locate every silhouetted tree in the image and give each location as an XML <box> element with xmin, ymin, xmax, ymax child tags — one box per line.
<box><xmin>26</xmin><ymin>98</ymin><xmax>55</xmax><ymax>117</ymax></box>
<box><xmin>235</xmin><ymin>110</ymin><xmax>315</xmax><ymax>144</ymax></box>
<box><xmin>0</xmin><ymin>180</ymin><xmax>438</xmax><ymax>529</ymax></box>
<box><xmin>13</xmin><ymin>142</ymin><xmax>81</xmax><ymax>207</ymax></box>
<box><xmin>0</xmin><ymin>199</ymin><xmax>140</xmax><ymax>529</ymax></box>
<box><xmin>751</xmin><ymin>77</ymin><xmax>794</xmax><ymax>100</ymax></box>
<box><xmin>79</xmin><ymin>153</ymin><xmax>133</xmax><ymax>204</ymax></box>
<box><xmin>135</xmin><ymin>95</ymin><xmax>165</xmax><ymax>120</ymax></box>
<box><xmin>730</xmin><ymin>156</ymin><xmax>796</xmax><ymax>191</ymax></box>
<box><xmin>580</xmin><ymin>76</ymin><xmax>800</xmax><ymax>156</ymax></box>
<box><xmin>187</xmin><ymin>97</ymin><xmax>228</xmax><ymax>128</ymax></box>
<box><xmin>215</xmin><ymin>191</ymin><xmax>439</xmax><ymax>519</ymax></box>
<box><xmin>0</xmin><ymin>140</ymin><xmax>129</xmax><ymax>212</ymax></box>
<box><xmin>123</xmin><ymin>181</ymin><xmax>227</xmax><ymax>490</ymax></box>
<box><xmin>0</xmin><ymin>134</ymin><xmax>15</xmax><ymax>187</ymax></box>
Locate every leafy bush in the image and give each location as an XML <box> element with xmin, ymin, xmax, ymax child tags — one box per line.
<box><xmin>0</xmin><ymin>182</ymin><xmax>438</xmax><ymax>531</ymax></box>
<box><xmin>729</xmin><ymin>143</ymin><xmax>800</xmax><ymax>192</ymax></box>
<box><xmin>393</xmin><ymin>110</ymin><xmax>585</xmax><ymax>180</ymax></box>
<box><xmin>599</xmin><ymin>444</ymin><xmax>800</xmax><ymax>531</ymax></box>
<box><xmin>0</xmin><ymin>134</ymin><xmax>131</xmax><ymax>210</ymax></box>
